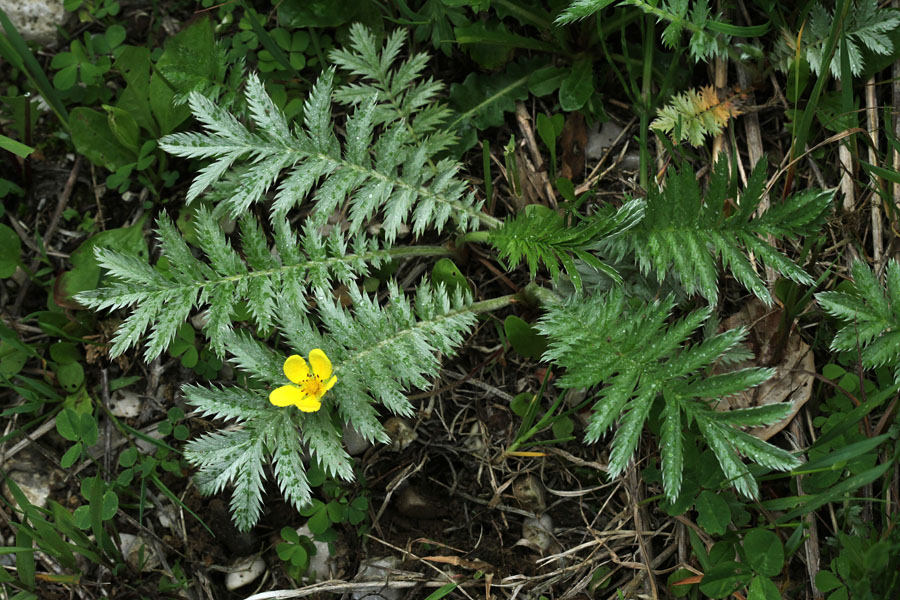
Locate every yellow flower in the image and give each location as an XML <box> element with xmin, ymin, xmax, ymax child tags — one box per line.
<box><xmin>269</xmin><ymin>349</ymin><xmax>337</xmax><ymax>412</ymax></box>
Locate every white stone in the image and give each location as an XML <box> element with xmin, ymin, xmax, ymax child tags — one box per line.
<box><xmin>0</xmin><ymin>0</ymin><xmax>67</xmax><ymax>46</ymax></box>
<box><xmin>2</xmin><ymin>470</ymin><xmax>50</xmax><ymax>509</ymax></box>
<box><xmin>294</xmin><ymin>525</ymin><xmax>333</xmax><ymax>581</ymax></box>
<box><xmin>512</xmin><ymin>474</ymin><xmax>547</xmax><ymax>512</ymax></box>
<box><xmin>584</xmin><ymin>121</ymin><xmax>622</xmax><ymax>160</ymax></box>
<box><xmin>520</xmin><ymin>514</ymin><xmax>554</xmax><ymax>552</ymax></box>
<box><xmin>463</xmin><ymin>421</ymin><xmax>484</xmax><ymax>452</ymax></box>
<box><xmin>190</xmin><ymin>310</ymin><xmax>210</xmax><ymax>330</ymax></box>
<box><xmin>383</xmin><ymin>418</ymin><xmax>416</xmax><ymax>452</ymax></box>
<box><xmin>119</xmin><ymin>533</ymin><xmax>160</xmax><ymax>572</ymax></box>
<box><xmin>352</xmin><ymin>556</ymin><xmax>402</xmax><ymax>600</ymax></box>
<box><xmin>585</xmin><ymin>120</ymin><xmax>624</xmax><ymax>160</ymax></box>
<box><xmin>225</xmin><ymin>557</ymin><xmax>266</xmax><ymax>591</ymax></box>
<box><xmin>109</xmin><ymin>390</ymin><xmax>142</xmax><ymax>418</ymax></box>
<box><xmin>135</xmin><ymin>423</ymin><xmax>166</xmax><ymax>454</ymax></box>
<box><xmin>343</xmin><ymin>424</ymin><xmax>371</xmax><ymax>456</ymax></box>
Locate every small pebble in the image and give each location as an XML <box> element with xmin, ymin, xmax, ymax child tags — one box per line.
<box><xmin>383</xmin><ymin>418</ymin><xmax>417</xmax><ymax>452</ymax></box>
<box><xmin>109</xmin><ymin>390</ymin><xmax>142</xmax><ymax>418</ymax></box>
<box><xmin>295</xmin><ymin>525</ymin><xmax>333</xmax><ymax>580</ymax></box>
<box><xmin>352</xmin><ymin>556</ymin><xmax>402</xmax><ymax>600</ymax></box>
<box><xmin>119</xmin><ymin>533</ymin><xmax>160</xmax><ymax>572</ymax></box>
<box><xmin>395</xmin><ymin>486</ymin><xmax>444</xmax><ymax>520</ymax></box>
<box><xmin>343</xmin><ymin>425</ymin><xmax>372</xmax><ymax>456</ymax></box>
<box><xmin>521</xmin><ymin>514</ymin><xmax>555</xmax><ymax>552</ymax></box>
<box><xmin>2</xmin><ymin>470</ymin><xmax>50</xmax><ymax>509</ymax></box>
<box><xmin>512</xmin><ymin>474</ymin><xmax>547</xmax><ymax>513</ymax></box>
<box><xmin>0</xmin><ymin>0</ymin><xmax>67</xmax><ymax>46</ymax></box>
<box><xmin>585</xmin><ymin>121</ymin><xmax>624</xmax><ymax>160</ymax></box>
<box><xmin>225</xmin><ymin>557</ymin><xmax>265</xmax><ymax>591</ymax></box>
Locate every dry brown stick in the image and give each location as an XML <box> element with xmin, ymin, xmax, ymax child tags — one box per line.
<box><xmin>894</xmin><ymin>0</ymin><xmax>900</xmax><ymax>216</ymax></box>
<box><xmin>5</xmin><ymin>214</ymin><xmax>39</xmax><ymax>253</ymax></box>
<box><xmin>0</xmin><ymin>416</ymin><xmax>58</xmax><ymax>465</ymax></box>
<box><xmin>515</xmin><ymin>101</ymin><xmax>558</xmax><ymax>208</ymax></box>
<box><xmin>367</xmin><ymin>534</ymin><xmax>479</xmax><ymax>600</ymax></box>
<box><xmin>734</xmin><ymin>40</ymin><xmax>776</xmax><ymax>287</ymax></box>
<box><xmin>575</xmin><ymin>117</ymin><xmax>636</xmax><ymax>195</ymax></box>
<box><xmin>12</xmin><ymin>156</ymin><xmax>82</xmax><ymax>315</ymax></box>
<box><xmin>711</xmin><ymin>35</ymin><xmax>728</xmax><ymax>165</ymax></box>
<box><xmin>627</xmin><ymin>465</ymin><xmax>658</xmax><ymax>599</ymax></box>
<box><xmin>790</xmin><ymin>418</ymin><xmax>821</xmax><ymax>598</ymax></box>
<box><xmin>866</xmin><ymin>76</ymin><xmax>883</xmax><ymax>270</ymax></box>
<box><xmin>607</xmin><ymin>542</ymin><xmax>678</xmax><ymax>600</ymax></box>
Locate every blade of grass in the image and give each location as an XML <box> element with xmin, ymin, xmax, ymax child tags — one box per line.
<box><xmin>777</xmin><ymin>458</ymin><xmax>894</xmax><ymax>523</ymax></box>
<box><xmin>423</xmin><ymin>582</ymin><xmax>460</xmax><ymax>600</ymax></box>
<box><xmin>14</xmin><ymin>527</ymin><xmax>35</xmax><ymax>589</ymax></box>
<box><xmin>0</xmin><ymin>134</ymin><xmax>34</xmax><ymax>158</ymax></box>
<box><xmin>238</xmin><ymin>1</ymin><xmax>307</xmax><ymax>84</ymax></box>
<box><xmin>150</xmin><ymin>475</ymin><xmax>215</xmax><ymax>537</ymax></box>
<box><xmin>791</xmin><ymin>434</ymin><xmax>890</xmax><ymax>475</ymax></box>
<box><xmin>0</xmin><ymin>7</ymin><xmax>69</xmax><ymax>129</ymax></box>
<box><xmin>783</xmin><ymin>0</ymin><xmax>850</xmax><ymax>197</ymax></box>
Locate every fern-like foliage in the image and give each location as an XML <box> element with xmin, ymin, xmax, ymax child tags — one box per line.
<box><xmin>487</xmin><ymin>201</ymin><xmax>644</xmax><ymax>291</ymax></box>
<box><xmin>185</xmin><ymin>282</ymin><xmax>476</xmax><ymax>530</ymax></box>
<box><xmin>817</xmin><ymin>260</ymin><xmax>900</xmax><ymax>382</ymax></box>
<box><xmin>330</xmin><ymin>24</ymin><xmax>455</xmax><ymax>156</ymax></box>
<box><xmin>538</xmin><ymin>289</ymin><xmax>801</xmax><ymax>500</ymax></box>
<box><xmin>775</xmin><ymin>0</ymin><xmax>900</xmax><ymax>78</ymax></box>
<box><xmin>556</xmin><ymin>0</ymin><xmax>617</xmax><ymax>24</ymax></box>
<box><xmin>75</xmin><ymin>208</ymin><xmax>438</xmax><ymax>361</ymax></box>
<box><xmin>602</xmin><ymin>157</ymin><xmax>833</xmax><ymax>304</ymax></box>
<box><xmin>651</xmin><ymin>85</ymin><xmax>743</xmax><ymax>147</ymax></box>
<box><xmin>557</xmin><ymin>0</ymin><xmax>766</xmax><ymax>63</ymax></box>
<box><xmin>158</xmin><ymin>25</ymin><xmax>488</xmax><ymax>238</ymax></box>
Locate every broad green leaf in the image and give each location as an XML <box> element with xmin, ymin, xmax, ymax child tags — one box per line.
<box><xmin>742</xmin><ymin>528</ymin><xmax>784</xmax><ymax>577</ymax></box>
<box><xmin>56</xmin><ymin>362</ymin><xmax>84</xmax><ymax>393</ymax></box>
<box><xmin>61</xmin><ymin>443</ymin><xmax>82</xmax><ymax>468</ymax></box>
<box><xmin>307</xmin><ymin>508</ymin><xmax>330</xmax><ymax>535</ymax></box>
<box><xmin>559</xmin><ymin>58</ymin><xmax>594</xmax><ymax>111</ymax></box>
<box><xmin>56</xmin><ymin>408</ymin><xmax>79</xmax><ymax>441</ymax></box>
<box><xmin>57</xmin><ymin>214</ymin><xmax>149</xmax><ymax>302</ymax></box>
<box><xmin>156</xmin><ymin>18</ymin><xmax>224</xmax><ymax>95</ymax></box>
<box><xmin>69</xmin><ymin>107</ymin><xmax>136</xmax><ymax>171</ymax></box>
<box><xmin>432</xmin><ymin>258</ymin><xmax>470</xmax><ymax>296</ymax></box>
<box><xmin>695</xmin><ymin>490</ymin><xmax>731</xmax><ymax>535</ymax></box>
<box><xmin>747</xmin><ymin>575</ymin><xmax>781</xmax><ymax>600</ymax></box>
<box><xmin>504</xmin><ymin>315</ymin><xmax>548</xmax><ymax>360</ymax></box>
<box><xmin>150</xmin><ymin>72</ymin><xmax>191</xmax><ymax>135</ymax></box>
<box><xmin>815</xmin><ymin>570</ymin><xmax>843</xmax><ymax>593</ymax></box>
<box><xmin>699</xmin><ymin>561</ymin><xmax>752</xmax><ymax>598</ymax></box>
<box><xmin>0</xmin><ymin>224</ymin><xmax>21</xmax><ymax>278</ymax></box>
<box><xmin>49</xmin><ymin>342</ymin><xmax>81</xmax><ymax>365</ymax></box>
<box><xmin>103</xmin><ymin>105</ymin><xmax>141</xmax><ymax>153</ymax></box>
<box><xmin>528</xmin><ymin>65</ymin><xmax>566</xmax><ymax>97</ymax></box>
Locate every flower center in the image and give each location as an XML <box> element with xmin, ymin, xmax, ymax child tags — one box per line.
<box><xmin>301</xmin><ymin>377</ymin><xmax>323</xmax><ymax>397</ymax></box>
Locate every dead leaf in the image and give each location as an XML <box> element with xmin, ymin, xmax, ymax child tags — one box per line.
<box><xmin>422</xmin><ymin>555</ymin><xmax>494</xmax><ymax>572</ymax></box>
<box><xmin>559</xmin><ymin>111</ymin><xmax>587</xmax><ymax>181</ymax></box>
<box><xmin>512</xmin><ymin>144</ymin><xmax>543</xmax><ymax>211</ymax></box>
<box><xmin>713</xmin><ymin>298</ymin><xmax>813</xmax><ymax>440</ymax></box>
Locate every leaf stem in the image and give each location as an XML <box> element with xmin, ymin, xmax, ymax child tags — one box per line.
<box><xmin>467</xmin><ymin>293</ymin><xmax>518</xmax><ymax>315</ymax></box>
<box><xmin>456</xmin><ymin>230</ymin><xmax>491</xmax><ymax>245</ymax></box>
<box><xmin>386</xmin><ymin>245</ymin><xmax>454</xmax><ymax>259</ymax></box>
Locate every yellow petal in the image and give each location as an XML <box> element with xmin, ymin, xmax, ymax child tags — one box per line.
<box><xmin>308</xmin><ymin>348</ymin><xmax>333</xmax><ymax>379</ymax></box>
<box><xmin>295</xmin><ymin>396</ymin><xmax>322</xmax><ymax>412</ymax></box>
<box><xmin>322</xmin><ymin>375</ymin><xmax>337</xmax><ymax>393</ymax></box>
<box><xmin>283</xmin><ymin>354</ymin><xmax>310</xmax><ymax>384</ymax></box>
<box><xmin>270</xmin><ymin>385</ymin><xmax>304</xmax><ymax>407</ymax></box>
